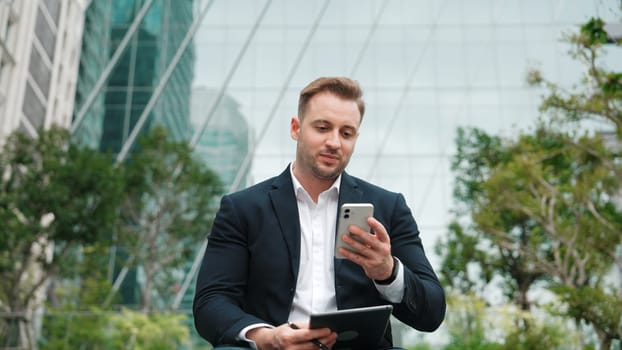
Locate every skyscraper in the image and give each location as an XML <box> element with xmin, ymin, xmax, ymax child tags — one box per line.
<box><xmin>70</xmin><ymin>0</ymin><xmax>197</xmax><ymax>307</ymax></box>
<box><xmin>72</xmin><ymin>0</ymin><xmax>196</xmax><ymax>152</ymax></box>
<box><xmin>191</xmin><ymin>86</ymin><xmax>252</xmax><ymax>190</ymax></box>
<box><xmin>0</xmin><ymin>0</ymin><xmax>87</xmax><ymax>144</ymax></box>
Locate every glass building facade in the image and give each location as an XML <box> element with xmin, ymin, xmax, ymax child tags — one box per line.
<box><xmin>68</xmin><ymin>0</ymin><xmax>620</xmax><ymax>347</ymax></box>
<box><xmin>72</xmin><ymin>0</ymin><xmax>110</xmax><ymax>148</ymax></box>
<box><xmin>191</xmin><ymin>87</ymin><xmax>252</xmax><ymax>190</ymax></box>
<box><xmin>190</xmin><ymin>0</ymin><xmax>620</xmax><ymax>270</ymax></box>
<box><xmin>73</xmin><ymin>0</ymin><xmax>195</xmax><ymax>152</ymax></box>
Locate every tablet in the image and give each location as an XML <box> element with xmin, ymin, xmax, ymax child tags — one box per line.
<box><xmin>309</xmin><ymin>305</ymin><xmax>393</xmax><ymax>350</ymax></box>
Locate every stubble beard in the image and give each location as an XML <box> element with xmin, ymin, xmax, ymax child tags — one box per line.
<box><xmin>297</xmin><ymin>143</ymin><xmax>348</xmax><ymax>181</ymax></box>
<box><xmin>311</xmin><ymin>151</ymin><xmax>349</xmax><ymax>180</ymax></box>
<box><xmin>311</xmin><ymin>163</ymin><xmax>342</xmax><ymax>180</ymax></box>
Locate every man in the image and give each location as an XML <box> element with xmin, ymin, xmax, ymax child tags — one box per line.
<box><xmin>193</xmin><ymin>77</ymin><xmax>446</xmax><ymax>349</ymax></box>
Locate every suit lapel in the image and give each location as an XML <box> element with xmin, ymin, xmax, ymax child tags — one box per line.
<box><xmin>269</xmin><ymin>167</ymin><xmax>301</xmax><ymax>280</ymax></box>
<box><xmin>338</xmin><ymin>172</ymin><xmax>364</xmax><ymax>209</ymax></box>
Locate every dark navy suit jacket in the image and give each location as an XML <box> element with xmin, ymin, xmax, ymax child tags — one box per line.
<box><xmin>193</xmin><ymin>167</ymin><xmax>446</xmax><ymax>347</ymax></box>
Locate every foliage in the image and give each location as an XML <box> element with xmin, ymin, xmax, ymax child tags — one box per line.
<box><xmin>411</xmin><ymin>293</ymin><xmax>576</xmax><ymax>350</ymax></box>
<box><xmin>39</xmin><ymin>307</ymin><xmax>114</xmax><ymax>350</ymax></box>
<box><xmin>442</xmin><ymin>293</ymin><xmax>502</xmax><ymax>350</ymax></box>
<box><xmin>527</xmin><ymin>14</ymin><xmax>622</xmax><ymax>349</ymax></box>
<box><xmin>498</xmin><ymin>314</ymin><xmax>573</xmax><ymax>350</ymax></box>
<box><xmin>0</xmin><ymin>126</ymin><xmax>124</xmax><ymax>347</ymax></box>
<box><xmin>31</xmin><ymin>125</ymin><xmax>226</xmax><ymax>347</ymax></box>
<box><xmin>435</xmin><ymin>127</ymin><xmax>545</xmax><ymax>310</ymax></box>
<box><xmin>39</xmin><ymin>254</ymin><xmax>118</xmax><ymax>349</ymax></box>
<box><xmin>40</xmin><ymin>308</ymin><xmax>192</xmax><ymax>350</ymax></box>
<box><xmin>477</xmin><ymin>127</ymin><xmax>619</xmax><ymax>282</ymax></box>
<box><xmin>528</xmin><ymin>17</ymin><xmax>622</xmax><ymax>137</ymax></box>
<box><xmin>108</xmin><ymin>309</ymin><xmax>191</xmax><ymax>350</ymax></box>
<box><xmin>439</xmin><ymin>14</ymin><xmax>622</xmax><ymax>349</ymax></box>
<box><xmin>438</xmin><ymin>124</ymin><xmax>622</xmax><ymax>347</ymax></box>
<box><xmin>551</xmin><ymin>285</ymin><xmax>622</xmax><ymax>349</ymax></box>
<box><xmin>40</xmin><ymin>235</ymin><xmax>198</xmax><ymax>349</ymax></box>
<box><xmin>39</xmin><ymin>243</ymin><xmax>122</xmax><ymax>349</ymax></box>
<box><xmin>111</xmin><ymin>126</ymin><xmax>223</xmax><ymax>310</ymax></box>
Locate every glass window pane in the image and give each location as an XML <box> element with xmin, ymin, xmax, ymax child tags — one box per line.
<box><xmin>22</xmin><ymin>82</ymin><xmax>46</xmax><ymax>128</ymax></box>
<box><xmin>35</xmin><ymin>7</ymin><xmax>56</xmax><ymax>60</ymax></box>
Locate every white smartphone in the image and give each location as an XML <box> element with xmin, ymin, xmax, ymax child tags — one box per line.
<box><xmin>335</xmin><ymin>203</ymin><xmax>374</xmax><ymax>259</ymax></box>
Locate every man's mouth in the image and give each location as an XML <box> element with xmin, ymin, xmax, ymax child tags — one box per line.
<box><xmin>319</xmin><ymin>152</ymin><xmax>339</xmax><ymax>163</ymax></box>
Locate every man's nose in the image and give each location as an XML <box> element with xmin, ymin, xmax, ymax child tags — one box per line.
<box><xmin>325</xmin><ymin>130</ymin><xmax>341</xmax><ymax>149</ymax></box>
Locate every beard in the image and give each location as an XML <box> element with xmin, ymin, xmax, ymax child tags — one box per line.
<box><xmin>297</xmin><ymin>143</ymin><xmax>349</xmax><ymax>181</ymax></box>
<box><xmin>310</xmin><ymin>161</ymin><xmax>343</xmax><ymax>180</ymax></box>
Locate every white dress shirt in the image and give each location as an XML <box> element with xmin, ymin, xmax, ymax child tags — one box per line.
<box><xmin>288</xmin><ymin>167</ymin><xmax>341</xmax><ymax>321</ymax></box>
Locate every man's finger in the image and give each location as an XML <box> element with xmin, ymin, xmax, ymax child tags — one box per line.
<box><xmin>367</xmin><ymin>217</ymin><xmax>390</xmax><ymax>243</ymax></box>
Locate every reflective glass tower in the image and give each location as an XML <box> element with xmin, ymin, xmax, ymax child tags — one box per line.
<box><xmin>73</xmin><ymin>0</ymin><xmax>195</xmax><ymax>151</ymax></box>
<box><xmin>191</xmin><ymin>87</ymin><xmax>252</xmax><ymax>189</ymax></box>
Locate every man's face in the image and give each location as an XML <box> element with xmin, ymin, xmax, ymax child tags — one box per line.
<box><xmin>291</xmin><ymin>91</ymin><xmax>361</xmax><ymax>182</ymax></box>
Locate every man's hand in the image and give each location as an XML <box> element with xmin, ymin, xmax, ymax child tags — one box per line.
<box><xmin>338</xmin><ymin>216</ymin><xmax>394</xmax><ymax>281</ymax></box>
<box><xmin>246</xmin><ymin>323</ymin><xmax>336</xmax><ymax>349</ymax></box>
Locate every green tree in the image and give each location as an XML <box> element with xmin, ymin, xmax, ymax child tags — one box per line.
<box><xmin>528</xmin><ymin>16</ymin><xmax>622</xmax><ymax>282</ymax></box>
<box><xmin>109</xmin><ymin>126</ymin><xmax>223</xmax><ymax>311</ymax></box>
<box><xmin>436</xmin><ymin>128</ymin><xmax>546</xmax><ymax>312</ymax></box>
<box><xmin>437</xmin><ymin>16</ymin><xmax>622</xmax><ymax>349</ymax></box>
<box><xmin>479</xmin><ymin>127</ymin><xmax>620</xmax><ymax>347</ymax></box>
<box><xmin>438</xmin><ymin>126</ymin><xmax>621</xmax><ymax>348</ymax></box>
<box><xmin>0</xmin><ymin>126</ymin><xmax>124</xmax><ymax>348</ymax></box>
<box><xmin>528</xmin><ymin>16</ymin><xmax>622</xmax><ymax>349</ymax></box>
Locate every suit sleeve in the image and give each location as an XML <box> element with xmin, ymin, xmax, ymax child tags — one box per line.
<box><xmin>390</xmin><ymin>193</ymin><xmax>446</xmax><ymax>331</ymax></box>
<box><xmin>193</xmin><ymin>195</ymin><xmax>264</xmax><ymax>345</ymax></box>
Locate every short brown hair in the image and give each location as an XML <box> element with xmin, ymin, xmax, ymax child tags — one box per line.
<box><xmin>298</xmin><ymin>77</ymin><xmax>365</xmax><ymax>122</ymax></box>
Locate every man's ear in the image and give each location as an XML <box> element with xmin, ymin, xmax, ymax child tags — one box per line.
<box><xmin>290</xmin><ymin>117</ymin><xmax>300</xmax><ymax>140</ymax></box>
